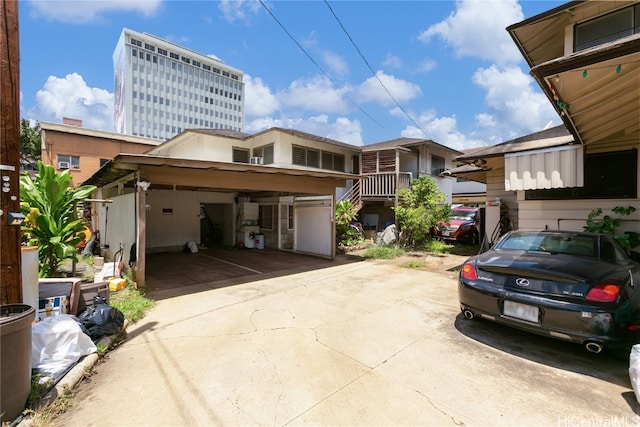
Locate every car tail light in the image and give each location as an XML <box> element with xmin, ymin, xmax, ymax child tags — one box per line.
<box><xmin>586</xmin><ymin>283</ymin><xmax>620</xmax><ymax>303</ymax></box>
<box><xmin>461</xmin><ymin>262</ymin><xmax>477</xmax><ymax>281</ymax></box>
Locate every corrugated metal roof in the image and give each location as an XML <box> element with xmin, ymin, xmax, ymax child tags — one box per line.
<box><xmin>456</xmin><ymin>125</ymin><xmax>575</xmax><ymax>161</ymax></box>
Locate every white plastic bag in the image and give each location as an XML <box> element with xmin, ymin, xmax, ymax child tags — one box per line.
<box><xmin>629</xmin><ymin>344</ymin><xmax>640</xmax><ymax>403</ymax></box>
<box><xmin>31</xmin><ymin>314</ymin><xmax>97</xmax><ymax>381</ymax></box>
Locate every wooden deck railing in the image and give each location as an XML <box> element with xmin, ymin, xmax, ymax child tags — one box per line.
<box><xmin>338</xmin><ymin>172</ymin><xmax>413</xmax><ymax>206</ymax></box>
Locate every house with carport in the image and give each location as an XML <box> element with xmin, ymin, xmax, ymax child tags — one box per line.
<box><xmin>83</xmin><ymin>127</ymin><xmax>361</xmax><ymax>287</ymax></box>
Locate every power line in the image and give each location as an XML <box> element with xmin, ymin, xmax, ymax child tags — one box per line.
<box><xmin>323</xmin><ymin>0</ymin><xmax>429</xmax><ymax>138</ymax></box>
<box><xmin>257</xmin><ymin>0</ymin><xmax>384</xmax><ymax>128</ymax></box>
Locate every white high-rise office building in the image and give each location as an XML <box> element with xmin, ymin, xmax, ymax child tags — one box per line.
<box><xmin>113</xmin><ymin>28</ymin><xmax>245</xmax><ymax>140</ymax></box>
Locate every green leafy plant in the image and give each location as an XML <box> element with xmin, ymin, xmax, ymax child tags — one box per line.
<box><xmin>583</xmin><ymin>206</ymin><xmax>640</xmax><ymax>250</ymax></box>
<box><xmin>335</xmin><ymin>199</ymin><xmax>364</xmax><ymax>247</ymax></box>
<box><xmin>20</xmin><ymin>162</ymin><xmax>96</xmax><ymax>277</ymax></box>
<box><xmin>393</xmin><ymin>176</ymin><xmax>450</xmax><ymax>247</ymax></box>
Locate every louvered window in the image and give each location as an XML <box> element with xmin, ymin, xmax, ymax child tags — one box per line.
<box><xmin>233</xmin><ymin>147</ymin><xmax>250</xmax><ymax>163</ymax></box>
<box><xmin>321</xmin><ymin>151</ymin><xmax>345</xmax><ymax>172</ymax></box>
<box><xmin>292</xmin><ymin>146</ymin><xmax>320</xmax><ymax>167</ymax></box>
<box><xmin>253</xmin><ymin>144</ymin><xmax>274</xmax><ymax>165</ymax></box>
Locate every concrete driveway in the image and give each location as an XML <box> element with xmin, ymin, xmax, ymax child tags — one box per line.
<box><xmin>57</xmin><ymin>256</ymin><xmax>638</xmax><ymax>426</ymax></box>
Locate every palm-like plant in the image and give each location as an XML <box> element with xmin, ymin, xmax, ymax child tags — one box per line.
<box><xmin>20</xmin><ymin>162</ymin><xmax>96</xmax><ymax>277</ymax></box>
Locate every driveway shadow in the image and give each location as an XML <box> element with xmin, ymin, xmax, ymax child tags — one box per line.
<box><xmin>454</xmin><ymin>313</ymin><xmax>633</xmax><ymax>388</ymax></box>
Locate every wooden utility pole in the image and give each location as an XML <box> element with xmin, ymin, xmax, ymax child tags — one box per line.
<box><xmin>0</xmin><ymin>0</ymin><xmax>23</xmax><ymax>305</ymax></box>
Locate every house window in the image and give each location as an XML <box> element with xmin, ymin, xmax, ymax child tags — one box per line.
<box><xmin>525</xmin><ymin>149</ymin><xmax>637</xmax><ymax>200</ymax></box>
<box><xmin>288</xmin><ymin>205</ymin><xmax>294</xmax><ymax>230</ymax></box>
<box><xmin>292</xmin><ymin>145</ymin><xmax>320</xmax><ymax>167</ymax></box>
<box><xmin>259</xmin><ymin>205</ymin><xmax>274</xmax><ymax>230</ymax></box>
<box><xmin>252</xmin><ymin>144</ymin><xmax>274</xmax><ymax>165</ymax></box>
<box><xmin>321</xmin><ymin>151</ymin><xmax>345</xmax><ymax>172</ymax></box>
<box><xmin>57</xmin><ymin>154</ymin><xmax>80</xmax><ymax>170</ymax></box>
<box><xmin>233</xmin><ymin>147</ymin><xmax>250</xmax><ymax>163</ymax></box>
<box><xmin>431</xmin><ymin>155</ymin><xmax>445</xmax><ymax>175</ymax></box>
<box><xmin>574</xmin><ymin>4</ymin><xmax>640</xmax><ymax>51</ymax></box>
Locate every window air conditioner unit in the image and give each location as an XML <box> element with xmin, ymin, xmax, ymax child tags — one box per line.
<box><xmin>250</xmin><ymin>157</ymin><xmax>263</xmax><ymax>165</ymax></box>
<box><xmin>58</xmin><ymin>161</ymin><xmax>70</xmax><ymax>169</ymax></box>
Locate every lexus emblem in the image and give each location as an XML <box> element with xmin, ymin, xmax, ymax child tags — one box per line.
<box><xmin>515</xmin><ymin>278</ymin><xmax>530</xmax><ymax>287</ymax></box>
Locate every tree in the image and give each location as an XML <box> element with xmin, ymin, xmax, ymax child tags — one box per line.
<box><xmin>393</xmin><ymin>176</ymin><xmax>450</xmax><ymax>247</ymax></box>
<box><xmin>20</xmin><ymin>162</ymin><xmax>96</xmax><ymax>277</ymax></box>
<box><xmin>20</xmin><ymin>118</ymin><xmax>41</xmax><ymax>169</ymax></box>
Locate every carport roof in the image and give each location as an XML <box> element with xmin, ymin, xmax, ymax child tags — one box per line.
<box><xmin>83</xmin><ymin>153</ymin><xmax>361</xmax><ymax>188</ymax></box>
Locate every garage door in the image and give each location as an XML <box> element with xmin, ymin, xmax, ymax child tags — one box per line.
<box><xmin>294</xmin><ymin>196</ymin><xmax>333</xmax><ymax>258</ymax></box>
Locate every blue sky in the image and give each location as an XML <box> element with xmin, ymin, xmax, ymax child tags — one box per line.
<box><xmin>19</xmin><ymin>0</ymin><xmax>566</xmax><ymax>148</ymax></box>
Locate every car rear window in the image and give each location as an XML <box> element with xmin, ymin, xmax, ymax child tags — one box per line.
<box><xmin>498</xmin><ymin>233</ymin><xmax>596</xmax><ymax>257</ymax></box>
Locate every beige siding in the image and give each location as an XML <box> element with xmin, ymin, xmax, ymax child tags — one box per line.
<box><xmin>146</xmin><ymin>190</ymin><xmax>235</xmax><ymax>251</ymax></box>
<box><xmin>486</xmin><ymin>165</ymin><xmax>519</xmax><ymax>231</ymax></box>
<box><xmin>517</xmin><ymin>198</ymin><xmax>640</xmax><ymax>233</ymax></box>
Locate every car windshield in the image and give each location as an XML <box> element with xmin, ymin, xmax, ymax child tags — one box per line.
<box><xmin>450</xmin><ymin>210</ymin><xmax>476</xmax><ymax>220</ymax></box>
<box><xmin>496</xmin><ymin>232</ymin><xmax>596</xmax><ymax>257</ymax></box>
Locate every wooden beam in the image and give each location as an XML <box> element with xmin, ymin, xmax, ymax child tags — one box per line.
<box><xmin>0</xmin><ymin>0</ymin><xmax>22</xmax><ymax>305</ymax></box>
<box><xmin>140</xmin><ymin>166</ymin><xmax>344</xmax><ymax>194</ymax></box>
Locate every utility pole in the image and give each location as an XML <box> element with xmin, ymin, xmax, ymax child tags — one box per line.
<box><xmin>0</xmin><ymin>0</ymin><xmax>23</xmax><ymax>305</ymax></box>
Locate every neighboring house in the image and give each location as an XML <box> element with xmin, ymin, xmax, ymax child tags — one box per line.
<box><xmin>83</xmin><ymin>127</ymin><xmax>361</xmax><ymax>286</ymax></box>
<box><xmin>40</xmin><ymin>120</ymin><xmax>163</xmax><ymax>187</ymax></box>
<box><xmin>450</xmin><ymin>148</ymin><xmax>487</xmax><ymax>206</ymax></box>
<box><xmin>451</xmin><ymin>0</ymin><xmax>640</xmax><ymax>244</ymax></box>
<box><xmin>341</xmin><ymin>138</ymin><xmax>462</xmax><ymax>232</ymax></box>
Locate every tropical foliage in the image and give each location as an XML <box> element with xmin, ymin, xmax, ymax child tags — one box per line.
<box><xmin>20</xmin><ymin>118</ymin><xmax>41</xmax><ymax>169</ymax></box>
<box><xmin>393</xmin><ymin>176</ymin><xmax>450</xmax><ymax>247</ymax></box>
<box><xmin>20</xmin><ymin>162</ymin><xmax>96</xmax><ymax>277</ymax></box>
<box><xmin>583</xmin><ymin>206</ymin><xmax>640</xmax><ymax>250</ymax></box>
<box><xmin>335</xmin><ymin>199</ymin><xmax>364</xmax><ymax>247</ymax></box>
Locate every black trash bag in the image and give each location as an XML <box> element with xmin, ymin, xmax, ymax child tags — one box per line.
<box><xmin>77</xmin><ymin>296</ymin><xmax>125</xmax><ymax>341</ymax></box>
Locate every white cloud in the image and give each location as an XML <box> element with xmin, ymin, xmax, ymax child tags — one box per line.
<box><xmin>383</xmin><ymin>53</ymin><xmax>402</xmax><ymax>69</ymax></box>
<box><xmin>356</xmin><ymin>71</ymin><xmax>422</xmax><ymax>106</ymax></box>
<box><xmin>417</xmin><ymin>59</ymin><xmax>437</xmax><ymax>73</ymax></box>
<box><xmin>27</xmin><ymin>0</ymin><xmax>162</xmax><ymax>24</ymax></box>
<box><xmin>321</xmin><ymin>51</ymin><xmax>349</xmax><ymax>78</ymax></box>
<box><xmin>244</xmin><ymin>74</ymin><xmax>279</xmax><ymax>118</ymax></box>
<box><xmin>33</xmin><ymin>73</ymin><xmax>114</xmax><ymax>131</ymax></box>
<box><xmin>418</xmin><ymin>0</ymin><xmax>524</xmax><ymax>67</ymax></box>
<box><xmin>279</xmin><ymin>77</ymin><xmax>351</xmax><ymax>113</ymax></box>
<box><xmin>218</xmin><ymin>0</ymin><xmax>262</xmax><ymax>23</ymax></box>
<box><xmin>472</xmin><ymin>65</ymin><xmax>559</xmax><ymax>138</ymax></box>
<box><xmin>399</xmin><ymin>109</ymin><xmax>487</xmax><ymax>151</ymax></box>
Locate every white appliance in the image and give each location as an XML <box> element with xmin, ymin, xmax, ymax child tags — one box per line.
<box><xmin>237</xmin><ymin>202</ymin><xmax>260</xmax><ymax>248</ymax></box>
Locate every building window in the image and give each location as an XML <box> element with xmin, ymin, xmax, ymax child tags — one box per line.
<box><xmin>292</xmin><ymin>145</ymin><xmax>320</xmax><ymax>167</ymax></box>
<box><xmin>252</xmin><ymin>144</ymin><xmax>274</xmax><ymax>165</ymax></box>
<box><xmin>431</xmin><ymin>155</ymin><xmax>445</xmax><ymax>175</ymax></box>
<box><xmin>525</xmin><ymin>149</ymin><xmax>637</xmax><ymax>200</ymax></box>
<box><xmin>259</xmin><ymin>205</ymin><xmax>274</xmax><ymax>230</ymax></box>
<box><xmin>233</xmin><ymin>147</ymin><xmax>250</xmax><ymax>163</ymax></box>
<box><xmin>574</xmin><ymin>4</ymin><xmax>639</xmax><ymax>51</ymax></box>
<box><xmin>288</xmin><ymin>205</ymin><xmax>294</xmax><ymax>230</ymax></box>
<box><xmin>321</xmin><ymin>151</ymin><xmax>345</xmax><ymax>172</ymax></box>
<box><xmin>57</xmin><ymin>154</ymin><xmax>80</xmax><ymax>170</ymax></box>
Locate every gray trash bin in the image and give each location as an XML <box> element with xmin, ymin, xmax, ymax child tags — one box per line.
<box><xmin>1</xmin><ymin>304</ymin><xmax>35</xmax><ymax>423</ymax></box>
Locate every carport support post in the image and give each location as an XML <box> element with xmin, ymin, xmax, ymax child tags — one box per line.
<box><xmin>136</xmin><ymin>185</ymin><xmax>147</xmax><ymax>288</ymax></box>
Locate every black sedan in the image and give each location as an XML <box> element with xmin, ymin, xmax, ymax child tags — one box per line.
<box><xmin>458</xmin><ymin>230</ymin><xmax>640</xmax><ymax>356</ymax></box>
